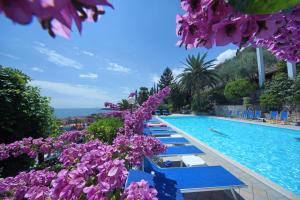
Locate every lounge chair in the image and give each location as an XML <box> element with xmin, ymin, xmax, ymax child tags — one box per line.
<box><xmin>144</xmin><ymin>157</ymin><xmax>246</xmax><ymax>200</ymax></box>
<box><xmin>144</xmin><ymin>129</ymin><xmax>178</xmax><ymax>137</ymax></box>
<box><xmin>158</xmin><ymin>137</ymin><xmax>189</xmax><ymax>144</ymax></box>
<box><xmin>280</xmin><ymin>111</ymin><xmax>289</xmax><ymax>124</ymax></box>
<box><xmin>155</xmin><ymin>110</ymin><xmax>161</xmax><ymax>115</ymax></box>
<box><xmin>146</xmin><ymin>118</ymin><xmax>160</xmax><ymax>123</ymax></box>
<box><xmin>236</xmin><ymin>111</ymin><xmax>241</xmax><ymax>118</ymax></box>
<box><xmin>159</xmin><ymin>145</ymin><xmax>204</xmax><ymax>157</ymax></box>
<box><xmin>125</xmin><ymin>169</ymin><xmax>184</xmax><ymax>200</ymax></box>
<box><xmin>254</xmin><ymin>110</ymin><xmax>262</xmax><ymax>119</ymax></box>
<box><xmin>162</xmin><ymin>109</ymin><xmax>170</xmax><ymax>115</ymax></box>
<box><xmin>149</xmin><ymin>126</ymin><xmax>173</xmax><ymax>131</ymax></box>
<box><xmin>147</xmin><ymin>122</ymin><xmax>167</xmax><ymax>127</ymax></box>
<box><xmin>151</xmin><ymin>132</ymin><xmax>178</xmax><ymax>137</ymax></box>
<box><xmin>247</xmin><ymin>110</ymin><xmax>254</xmax><ymax>119</ymax></box>
<box><xmin>268</xmin><ymin>111</ymin><xmax>278</xmax><ymax>123</ymax></box>
<box><xmin>226</xmin><ymin>110</ymin><xmax>233</xmax><ymax>118</ymax></box>
<box><xmin>242</xmin><ymin>111</ymin><xmax>247</xmax><ymax>119</ymax></box>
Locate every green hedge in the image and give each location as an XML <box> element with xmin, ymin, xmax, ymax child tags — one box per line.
<box><xmin>87</xmin><ymin>117</ymin><xmax>123</xmax><ymax>144</ymax></box>
<box><xmin>224</xmin><ymin>79</ymin><xmax>256</xmax><ymax>103</ymax></box>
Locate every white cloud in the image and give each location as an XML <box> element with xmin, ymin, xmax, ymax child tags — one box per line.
<box><xmin>35</xmin><ymin>46</ymin><xmax>83</xmax><ymax>69</ymax></box>
<box><xmin>30</xmin><ymin>80</ymin><xmax>110</xmax><ymax>108</ymax></box>
<box><xmin>151</xmin><ymin>74</ymin><xmax>160</xmax><ymax>84</ymax></box>
<box><xmin>79</xmin><ymin>73</ymin><xmax>98</xmax><ymax>79</ymax></box>
<box><xmin>107</xmin><ymin>62</ymin><xmax>130</xmax><ymax>73</ymax></box>
<box><xmin>31</xmin><ymin>67</ymin><xmax>44</xmax><ymax>72</ymax></box>
<box><xmin>214</xmin><ymin>49</ymin><xmax>238</xmax><ymax>66</ymax></box>
<box><xmin>172</xmin><ymin>67</ymin><xmax>185</xmax><ymax>78</ymax></box>
<box><xmin>34</xmin><ymin>41</ymin><xmax>45</xmax><ymax>47</ymax></box>
<box><xmin>0</xmin><ymin>52</ymin><xmax>20</xmax><ymax>60</ymax></box>
<box><xmin>82</xmin><ymin>51</ymin><xmax>94</xmax><ymax>56</ymax></box>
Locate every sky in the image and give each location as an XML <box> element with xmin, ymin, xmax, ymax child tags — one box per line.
<box><xmin>0</xmin><ymin>0</ymin><xmax>238</xmax><ymax>108</ymax></box>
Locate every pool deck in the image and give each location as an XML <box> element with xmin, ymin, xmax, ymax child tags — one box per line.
<box><xmin>158</xmin><ymin>115</ymin><xmax>300</xmax><ymax>200</ymax></box>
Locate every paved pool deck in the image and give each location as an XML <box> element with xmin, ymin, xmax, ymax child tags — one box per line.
<box><xmin>157</xmin><ymin>115</ymin><xmax>300</xmax><ymax>200</ymax></box>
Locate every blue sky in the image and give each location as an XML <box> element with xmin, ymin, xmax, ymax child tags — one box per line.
<box><xmin>0</xmin><ymin>0</ymin><xmax>238</xmax><ymax>108</ymax></box>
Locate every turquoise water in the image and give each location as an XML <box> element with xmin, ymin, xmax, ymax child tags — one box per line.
<box><xmin>161</xmin><ymin>116</ymin><xmax>300</xmax><ymax>196</ymax></box>
<box><xmin>54</xmin><ymin>108</ymin><xmax>110</xmax><ymax>118</ymax></box>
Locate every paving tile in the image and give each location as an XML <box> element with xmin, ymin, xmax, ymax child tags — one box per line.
<box><xmin>239</xmin><ymin>189</ymin><xmax>254</xmax><ymax>200</ymax></box>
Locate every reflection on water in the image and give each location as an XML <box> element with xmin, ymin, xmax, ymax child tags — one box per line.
<box><xmin>209</xmin><ymin>128</ymin><xmax>230</xmax><ymax>138</ymax></box>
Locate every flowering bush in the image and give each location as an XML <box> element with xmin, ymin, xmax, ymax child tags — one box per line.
<box><xmin>0</xmin><ymin>87</ymin><xmax>170</xmax><ymax>199</ymax></box>
<box><xmin>0</xmin><ymin>130</ymin><xmax>86</xmax><ymax>161</ymax></box>
<box><xmin>113</xmin><ymin>134</ymin><xmax>166</xmax><ymax>167</ymax></box>
<box><xmin>176</xmin><ymin>0</ymin><xmax>300</xmax><ymax>62</ymax></box>
<box><xmin>0</xmin><ymin>0</ymin><xmax>113</xmax><ymax>38</ymax></box>
<box><xmin>123</xmin><ymin>180</ymin><xmax>158</xmax><ymax>200</ymax></box>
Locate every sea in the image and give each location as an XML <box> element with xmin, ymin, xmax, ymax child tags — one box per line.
<box><xmin>54</xmin><ymin>108</ymin><xmax>111</xmax><ymax>119</ymax></box>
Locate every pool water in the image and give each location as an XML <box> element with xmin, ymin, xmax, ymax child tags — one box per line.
<box><xmin>161</xmin><ymin>116</ymin><xmax>300</xmax><ymax>196</ymax></box>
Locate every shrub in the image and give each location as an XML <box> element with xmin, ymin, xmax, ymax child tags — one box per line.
<box><xmin>224</xmin><ymin>79</ymin><xmax>256</xmax><ymax>103</ymax></box>
<box><xmin>191</xmin><ymin>92</ymin><xmax>213</xmax><ymax>113</ymax></box>
<box><xmin>243</xmin><ymin>97</ymin><xmax>252</xmax><ymax>108</ymax></box>
<box><xmin>87</xmin><ymin>117</ymin><xmax>123</xmax><ymax>144</ymax></box>
<box><xmin>264</xmin><ymin>73</ymin><xmax>293</xmax><ymax>100</ymax></box>
<box><xmin>292</xmin><ymin>74</ymin><xmax>300</xmax><ymax>105</ymax></box>
<box><xmin>259</xmin><ymin>92</ymin><xmax>281</xmax><ymax>111</ymax></box>
<box><xmin>0</xmin><ymin>66</ymin><xmax>58</xmax><ymax>176</ymax></box>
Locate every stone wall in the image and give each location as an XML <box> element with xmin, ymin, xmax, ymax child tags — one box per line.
<box><xmin>214</xmin><ymin>105</ymin><xmax>246</xmax><ymax>116</ymax></box>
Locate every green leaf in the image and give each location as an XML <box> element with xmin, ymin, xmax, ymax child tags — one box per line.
<box><xmin>228</xmin><ymin>0</ymin><xmax>300</xmax><ymax>14</ymax></box>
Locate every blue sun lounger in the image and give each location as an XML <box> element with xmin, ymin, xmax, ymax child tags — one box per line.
<box><xmin>247</xmin><ymin>110</ymin><xmax>254</xmax><ymax>119</ymax></box>
<box><xmin>159</xmin><ymin>145</ymin><xmax>204</xmax><ymax>156</ymax></box>
<box><xmin>255</xmin><ymin>110</ymin><xmax>262</xmax><ymax>119</ymax></box>
<box><xmin>126</xmin><ymin>169</ymin><xmax>184</xmax><ymax>200</ymax></box>
<box><xmin>158</xmin><ymin>137</ymin><xmax>189</xmax><ymax>144</ymax></box>
<box><xmin>144</xmin><ymin>158</ymin><xmax>246</xmax><ymax>200</ymax></box>
<box><xmin>146</xmin><ymin>118</ymin><xmax>160</xmax><ymax>123</ymax></box>
<box><xmin>155</xmin><ymin>110</ymin><xmax>161</xmax><ymax>115</ymax></box>
<box><xmin>280</xmin><ymin>111</ymin><xmax>288</xmax><ymax>122</ymax></box>
<box><xmin>144</xmin><ymin>128</ymin><xmax>177</xmax><ymax>136</ymax></box>
<box><xmin>150</xmin><ymin>131</ymin><xmax>178</xmax><ymax>137</ymax></box>
<box><xmin>149</xmin><ymin>126</ymin><xmax>172</xmax><ymax>131</ymax></box>
<box><xmin>270</xmin><ymin>111</ymin><xmax>278</xmax><ymax>120</ymax></box>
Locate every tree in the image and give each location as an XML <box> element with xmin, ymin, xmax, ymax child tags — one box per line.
<box><xmin>215</xmin><ymin>47</ymin><xmax>277</xmax><ymax>84</ymax></box>
<box><xmin>169</xmin><ymin>83</ymin><xmax>186</xmax><ymax>112</ymax></box>
<box><xmin>137</xmin><ymin>87</ymin><xmax>149</xmax><ymax>105</ymax></box>
<box><xmin>191</xmin><ymin>91</ymin><xmax>213</xmax><ymax>113</ymax></box>
<box><xmin>0</xmin><ymin>66</ymin><xmax>58</xmax><ymax>176</ymax></box>
<box><xmin>158</xmin><ymin>67</ymin><xmax>174</xmax><ymax>89</ymax></box>
<box><xmin>224</xmin><ymin>79</ymin><xmax>257</xmax><ymax>103</ymax></box>
<box><xmin>264</xmin><ymin>73</ymin><xmax>294</xmax><ymax>101</ymax></box>
<box><xmin>260</xmin><ymin>92</ymin><xmax>281</xmax><ymax>111</ymax></box>
<box><xmin>118</xmin><ymin>99</ymin><xmax>130</xmax><ymax>110</ymax></box>
<box><xmin>177</xmin><ymin>53</ymin><xmax>220</xmax><ymax>96</ymax></box>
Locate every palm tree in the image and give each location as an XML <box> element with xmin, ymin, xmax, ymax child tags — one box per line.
<box><xmin>118</xmin><ymin>99</ymin><xmax>130</xmax><ymax>110</ymax></box>
<box><xmin>177</xmin><ymin>53</ymin><xmax>220</xmax><ymax>96</ymax></box>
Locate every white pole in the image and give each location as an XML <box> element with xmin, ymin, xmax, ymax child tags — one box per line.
<box><xmin>287</xmin><ymin>61</ymin><xmax>297</xmax><ymax>79</ymax></box>
<box><xmin>256</xmin><ymin>47</ymin><xmax>265</xmax><ymax>87</ymax></box>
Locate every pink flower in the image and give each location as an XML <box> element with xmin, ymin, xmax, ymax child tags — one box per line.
<box><xmin>123</xmin><ymin>180</ymin><xmax>158</xmax><ymax>200</ymax></box>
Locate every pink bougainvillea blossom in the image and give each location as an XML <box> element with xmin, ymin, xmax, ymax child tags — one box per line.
<box><xmin>0</xmin><ymin>0</ymin><xmax>113</xmax><ymax>38</ymax></box>
<box><xmin>176</xmin><ymin>0</ymin><xmax>300</xmax><ymax>62</ymax></box>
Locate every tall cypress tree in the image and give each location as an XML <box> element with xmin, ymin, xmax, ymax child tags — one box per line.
<box><xmin>158</xmin><ymin>67</ymin><xmax>174</xmax><ymax>89</ymax></box>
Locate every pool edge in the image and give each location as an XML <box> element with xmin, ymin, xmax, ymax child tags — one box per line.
<box><xmin>158</xmin><ymin>116</ymin><xmax>300</xmax><ymax>200</ymax></box>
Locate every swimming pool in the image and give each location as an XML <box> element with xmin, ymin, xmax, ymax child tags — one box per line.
<box><xmin>161</xmin><ymin>116</ymin><xmax>300</xmax><ymax>196</ymax></box>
